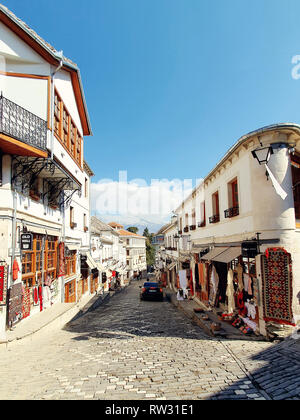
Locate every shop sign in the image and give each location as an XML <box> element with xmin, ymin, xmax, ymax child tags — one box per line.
<box><xmin>242</xmin><ymin>241</ymin><xmax>258</xmax><ymax>258</ymax></box>
<box><xmin>20</xmin><ymin>233</ymin><xmax>33</xmax><ymax>251</ymax></box>
<box><xmin>0</xmin><ymin>263</ymin><xmax>8</xmax><ymax>305</ymax></box>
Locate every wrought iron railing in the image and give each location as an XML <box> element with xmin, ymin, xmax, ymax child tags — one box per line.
<box><xmin>209</xmin><ymin>214</ymin><xmax>220</xmax><ymax>224</ymax></box>
<box><xmin>224</xmin><ymin>206</ymin><xmax>239</xmax><ymax>218</ymax></box>
<box><xmin>0</xmin><ymin>95</ymin><xmax>47</xmax><ymax>151</ymax></box>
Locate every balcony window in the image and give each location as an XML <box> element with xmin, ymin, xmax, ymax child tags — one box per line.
<box><xmin>225</xmin><ymin>178</ymin><xmax>239</xmax><ymax>218</ymax></box>
<box><xmin>209</xmin><ymin>214</ymin><xmax>220</xmax><ymax>224</ymax></box>
<box><xmin>198</xmin><ymin>201</ymin><xmax>206</xmax><ymax>228</ymax></box>
<box><xmin>224</xmin><ymin>207</ymin><xmax>239</xmax><ymax>218</ymax></box>
<box><xmin>210</xmin><ymin>191</ymin><xmax>220</xmax><ymax>223</ymax></box>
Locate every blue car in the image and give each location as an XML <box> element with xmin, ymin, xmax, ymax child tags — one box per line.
<box><xmin>140</xmin><ymin>282</ymin><xmax>164</xmax><ymax>301</ymax></box>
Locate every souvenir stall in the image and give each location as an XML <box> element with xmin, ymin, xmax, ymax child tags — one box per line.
<box><xmin>200</xmin><ymin>246</ymin><xmax>261</xmax><ymax>337</ymax></box>
<box><xmin>176</xmin><ymin>260</ymin><xmax>193</xmax><ymax>300</ymax></box>
<box><xmin>21</xmin><ymin>234</ymin><xmax>59</xmax><ymax>315</ymax></box>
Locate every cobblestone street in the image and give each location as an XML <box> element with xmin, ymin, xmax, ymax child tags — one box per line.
<box><xmin>0</xmin><ymin>281</ymin><xmax>300</xmax><ymax>400</ymax></box>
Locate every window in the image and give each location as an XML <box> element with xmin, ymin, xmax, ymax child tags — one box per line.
<box><xmin>22</xmin><ymin>235</ymin><xmax>58</xmax><ymax>288</ymax></box>
<box><xmin>83</xmin><ymin>214</ymin><xmax>88</xmax><ymax>232</ymax></box>
<box><xmin>54</xmin><ymin>89</ymin><xmax>83</xmax><ymax>167</ymax></box>
<box><xmin>54</xmin><ymin>92</ymin><xmax>61</xmax><ymax>137</ymax></box>
<box><xmin>230</xmin><ymin>178</ymin><xmax>239</xmax><ymax>208</ymax></box>
<box><xmin>225</xmin><ymin>178</ymin><xmax>239</xmax><ymax>218</ymax></box>
<box><xmin>65</xmin><ymin>251</ymin><xmax>76</xmax><ymax>277</ymax></box>
<box><xmin>212</xmin><ymin>192</ymin><xmax>219</xmax><ymax>215</ymax></box>
<box><xmin>62</xmin><ymin>107</ymin><xmax>69</xmax><ymax>148</ymax></box>
<box><xmin>76</xmin><ymin>134</ymin><xmax>82</xmax><ymax>165</ymax></box>
<box><xmin>70</xmin><ymin>206</ymin><xmax>76</xmax><ymax>229</ymax></box>
<box><xmin>184</xmin><ymin>213</ymin><xmax>189</xmax><ymax>232</ymax></box>
<box><xmin>199</xmin><ymin>201</ymin><xmax>206</xmax><ymax>227</ymax></box>
<box><xmin>210</xmin><ymin>192</ymin><xmax>220</xmax><ymax>224</ymax></box>
<box><xmin>190</xmin><ymin>209</ymin><xmax>196</xmax><ymax>230</ymax></box>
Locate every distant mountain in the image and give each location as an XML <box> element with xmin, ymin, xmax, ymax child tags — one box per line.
<box><xmin>94</xmin><ymin>214</ymin><xmax>169</xmax><ymax>235</ymax></box>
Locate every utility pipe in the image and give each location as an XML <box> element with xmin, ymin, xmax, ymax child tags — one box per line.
<box><xmin>50</xmin><ymin>52</ymin><xmax>64</xmax><ymax>160</ymax></box>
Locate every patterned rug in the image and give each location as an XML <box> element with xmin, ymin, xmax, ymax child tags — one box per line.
<box><xmin>261</xmin><ymin>248</ymin><xmax>295</xmax><ymax>326</ymax></box>
<box><xmin>22</xmin><ymin>288</ymin><xmax>31</xmax><ymax>319</ymax></box>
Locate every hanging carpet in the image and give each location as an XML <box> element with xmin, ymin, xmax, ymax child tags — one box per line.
<box><xmin>22</xmin><ymin>288</ymin><xmax>31</xmax><ymax>319</ymax></box>
<box><xmin>261</xmin><ymin>248</ymin><xmax>295</xmax><ymax>326</ymax></box>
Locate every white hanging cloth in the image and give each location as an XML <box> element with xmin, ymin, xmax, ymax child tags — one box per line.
<box><xmin>265</xmin><ymin>164</ymin><xmax>287</xmax><ymax>200</ymax></box>
<box><xmin>226</xmin><ymin>268</ymin><xmax>235</xmax><ymax>314</ymax></box>
<box><xmin>179</xmin><ymin>270</ymin><xmax>187</xmax><ymax>289</ymax></box>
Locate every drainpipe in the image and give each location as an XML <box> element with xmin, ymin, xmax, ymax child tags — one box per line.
<box><xmin>10</xmin><ymin>189</ymin><xmax>17</xmax><ymax>289</ymax></box>
<box><xmin>50</xmin><ymin>52</ymin><xmax>64</xmax><ymax>160</ymax></box>
<box><xmin>50</xmin><ymin>52</ymin><xmax>64</xmax><ymax>302</ymax></box>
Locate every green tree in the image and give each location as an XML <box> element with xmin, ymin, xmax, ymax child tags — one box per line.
<box><xmin>143</xmin><ymin>228</ymin><xmax>155</xmax><ymax>266</ymax></box>
<box><xmin>127</xmin><ymin>226</ymin><xmax>139</xmax><ymax>234</ymax></box>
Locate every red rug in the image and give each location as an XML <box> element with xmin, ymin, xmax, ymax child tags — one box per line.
<box><xmin>261</xmin><ymin>248</ymin><xmax>295</xmax><ymax>326</ymax></box>
<box><xmin>22</xmin><ymin>288</ymin><xmax>31</xmax><ymax>319</ymax></box>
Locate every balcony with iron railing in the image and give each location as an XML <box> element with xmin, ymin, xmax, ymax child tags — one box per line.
<box><xmin>224</xmin><ymin>206</ymin><xmax>240</xmax><ymax>218</ymax></box>
<box><xmin>209</xmin><ymin>214</ymin><xmax>220</xmax><ymax>224</ymax></box>
<box><xmin>0</xmin><ymin>95</ymin><xmax>47</xmax><ymax>154</ymax></box>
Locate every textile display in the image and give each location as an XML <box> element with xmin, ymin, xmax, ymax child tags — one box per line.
<box><xmin>33</xmin><ymin>287</ymin><xmax>39</xmax><ymax>306</ymax></box>
<box><xmin>0</xmin><ymin>263</ymin><xmax>8</xmax><ymax>305</ymax></box>
<box><xmin>209</xmin><ymin>266</ymin><xmax>219</xmax><ymax>306</ymax></box>
<box><xmin>58</xmin><ymin>243</ymin><xmax>65</xmax><ymax>277</ymax></box>
<box><xmin>198</xmin><ymin>263</ymin><xmax>209</xmax><ymax>301</ymax></box>
<box><xmin>226</xmin><ymin>269</ymin><xmax>235</xmax><ymax>314</ymax></box>
<box><xmin>43</xmin><ymin>286</ymin><xmax>51</xmax><ymax>309</ymax></box>
<box><xmin>38</xmin><ymin>286</ymin><xmax>43</xmax><ymax>312</ymax></box>
<box><xmin>179</xmin><ymin>270</ymin><xmax>187</xmax><ymax>289</ymax></box>
<box><xmin>194</xmin><ymin>263</ymin><xmax>200</xmax><ymax>291</ymax></box>
<box><xmin>236</xmin><ymin>264</ymin><xmax>244</xmax><ymax>291</ymax></box>
<box><xmin>7</xmin><ymin>283</ymin><xmax>23</xmax><ymax>326</ymax></box>
<box><xmin>189</xmin><ymin>270</ymin><xmax>194</xmax><ymax>295</ymax></box>
<box><xmin>22</xmin><ymin>288</ymin><xmax>31</xmax><ymax>319</ymax></box>
<box><xmin>261</xmin><ymin>248</ymin><xmax>295</xmax><ymax>326</ymax></box>
<box><xmin>12</xmin><ymin>259</ymin><xmax>20</xmax><ymax>281</ymax></box>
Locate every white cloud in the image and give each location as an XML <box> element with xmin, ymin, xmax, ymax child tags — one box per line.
<box><xmin>90</xmin><ymin>172</ymin><xmax>202</xmax><ymax>229</ymax></box>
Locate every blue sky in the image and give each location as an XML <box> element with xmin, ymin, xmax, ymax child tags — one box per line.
<box><xmin>4</xmin><ymin>0</ymin><xmax>300</xmax><ymax>223</ymax></box>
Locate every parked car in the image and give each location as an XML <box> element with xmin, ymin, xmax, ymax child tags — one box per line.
<box><xmin>140</xmin><ymin>282</ymin><xmax>164</xmax><ymax>301</ymax></box>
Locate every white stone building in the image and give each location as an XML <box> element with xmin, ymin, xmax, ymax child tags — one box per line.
<box><xmin>163</xmin><ymin>124</ymin><xmax>300</xmax><ymax>338</ymax></box>
<box><xmin>90</xmin><ymin>217</ymin><xmax>128</xmax><ymax>290</ymax></box>
<box><xmin>108</xmin><ymin>223</ymin><xmax>147</xmax><ymax>281</ymax></box>
<box><xmin>0</xmin><ymin>4</ymin><xmax>95</xmax><ymax>334</ymax></box>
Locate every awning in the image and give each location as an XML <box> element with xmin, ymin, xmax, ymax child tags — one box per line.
<box><xmin>96</xmin><ymin>263</ymin><xmax>105</xmax><ymax>272</ymax></box>
<box><xmin>168</xmin><ymin>262</ymin><xmax>177</xmax><ymax>270</ymax></box>
<box><xmin>213</xmin><ymin>247</ymin><xmax>241</xmax><ymax>264</ymax></box>
<box><xmin>27</xmin><ymin>226</ymin><xmax>61</xmax><ymax>237</ymax></box>
<box><xmin>66</xmin><ymin>244</ymin><xmax>80</xmax><ymax>251</ymax></box>
<box><xmin>85</xmin><ymin>252</ymin><xmax>98</xmax><ymax>269</ymax></box>
<box><xmin>201</xmin><ymin>247</ymin><xmax>228</xmax><ymax>261</ymax></box>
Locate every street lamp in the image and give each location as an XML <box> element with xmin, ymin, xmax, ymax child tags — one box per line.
<box><xmin>251</xmin><ymin>145</ymin><xmax>274</xmax><ymax>165</ymax></box>
<box><xmin>251</xmin><ymin>145</ymin><xmax>274</xmax><ymax>180</ymax></box>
